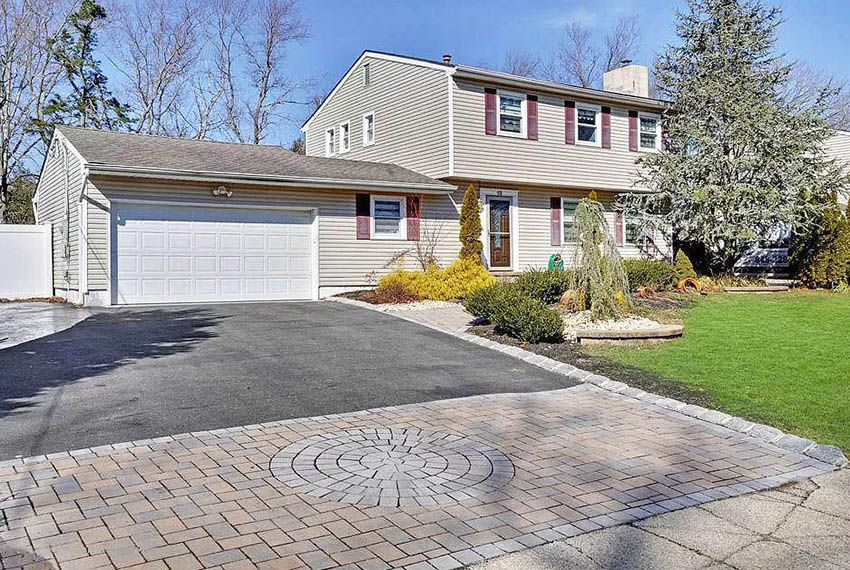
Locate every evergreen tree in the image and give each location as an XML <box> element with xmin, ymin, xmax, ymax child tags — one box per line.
<box><xmin>39</xmin><ymin>0</ymin><xmax>130</xmax><ymax>131</ymax></box>
<box><xmin>789</xmin><ymin>196</ymin><xmax>850</xmax><ymax>288</ymax></box>
<box><xmin>621</xmin><ymin>0</ymin><xmax>848</xmax><ymax>271</ymax></box>
<box><xmin>459</xmin><ymin>184</ymin><xmax>483</xmax><ymax>262</ymax></box>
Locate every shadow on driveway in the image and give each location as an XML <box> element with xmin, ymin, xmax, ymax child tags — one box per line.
<box><xmin>0</xmin><ymin>302</ymin><xmax>575</xmax><ymax>459</ymax></box>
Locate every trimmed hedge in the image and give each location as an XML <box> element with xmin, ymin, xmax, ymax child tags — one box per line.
<box><xmin>623</xmin><ymin>259</ymin><xmax>676</xmax><ymax>291</ymax></box>
<box><xmin>463</xmin><ymin>282</ymin><xmax>563</xmax><ymax>343</ymax></box>
<box><xmin>513</xmin><ymin>268</ymin><xmax>573</xmax><ymax>304</ymax></box>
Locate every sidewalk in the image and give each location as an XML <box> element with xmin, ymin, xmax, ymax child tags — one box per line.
<box><xmin>472</xmin><ymin>468</ymin><xmax>850</xmax><ymax>570</ymax></box>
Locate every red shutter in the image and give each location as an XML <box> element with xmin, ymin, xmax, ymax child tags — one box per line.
<box><xmin>601</xmin><ymin>106</ymin><xmax>611</xmax><ymax>149</ymax></box>
<box><xmin>485</xmin><ymin>88</ymin><xmax>497</xmax><ymax>135</ymax></box>
<box><xmin>406</xmin><ymin>196</ymin><xmax>420</xmax><ymax>241</ymax></box>
<box><xmin>628</xmin><ymin>111</ymin><xmax>638</xmax><ymax>152</ymax></box>
<box><xmin>564</xmin><ymin>101</ymin><xmax>575</xmax><ymax>145</ymax></box>
<box><xmin>356</xmin><ymin>193</ymin><xmax>370</xmax><ymax>240</ymax></box>
<box><xmin>615</xmin><ymin>212</ymin><xmax>624</xmax><ymax>247</ymax></box>
<box><xmin>550</xmin><ymin>197</ymin><xmax>561</xmax><ymax>246</ymax></box>
<box><xmin>527</xmin><ymin>95</ymin><xmax>538</xmax><ymax>140</ymax></box>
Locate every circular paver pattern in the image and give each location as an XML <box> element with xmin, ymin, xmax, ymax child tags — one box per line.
<box><xmin>270</xmin><ymin>428</ymin><xmax>515</xmax><ymax>507</ymax></box>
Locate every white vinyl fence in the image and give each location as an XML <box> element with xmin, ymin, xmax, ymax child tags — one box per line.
<box><xmin>0</xmin><ymin>224</ymin><xmax>53</xmax><ymax>299</ymax></box>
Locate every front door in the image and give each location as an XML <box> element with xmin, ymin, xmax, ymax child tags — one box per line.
<box><xmin>488</xmin><ymin>198</ymin><xmax>512</xmax><ymax>269</ymax></box>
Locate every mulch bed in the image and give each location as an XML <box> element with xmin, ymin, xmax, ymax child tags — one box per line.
<box><xmin>0</xmin><ymin>296</ymin><xmax>67</xmax><ymax>304</ymax></box>
<box><xmin>468</xmin><ymin>323</ymin><xmax>712</xmax><ymax>408</ymax></box>
<box><xmin>338</xmin><ymin>290</ymin><xmax>380</xmax><ymax>304</ymax></box>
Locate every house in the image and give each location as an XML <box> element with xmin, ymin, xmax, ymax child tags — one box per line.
<box><xmin>33</xmin><ymin>127</ymin><xmax>457</xmax><ymax>305</ymax></box>
<box><xmin>301</xmin><ymin>50</ymin><xmax>672</xmax><ymax>273</ymax></box>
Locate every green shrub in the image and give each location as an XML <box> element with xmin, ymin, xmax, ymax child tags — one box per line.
<box><xmin>376</xmin><ymin>257</ymin><xmax>494</xmax><ymax>301</ymax></box>
<box><xmin>514</xmin><ymin>268</ymin><xmax>573</xmax><ymax>304</ymax></box>
<box><xmin>463</xmin><ymin>282</ymin><xmax>522</xmax><ymax>319</ymax></box>
<box><xmin>623</xmin><ymin>259</ymin><xmax>676</xmax><ymax>291</ymax></box>
<box><xmin>673</xmin><ymin>250</ymin><xmax>697</xmax><ymax>282</ymax></box>
<box><xmin>790</xmin><ymin>203</ymin><xmax>850</xmax><ymax>288</ymax></box>
<box><xmin>491</xmin><ymin>296</ymin><xmax>564</xmax><ymax>343</ymax></box>
<box><xmin>464</xmin><ymin>282</ymin><xmax>563</xmax><ymax>343</ymax></box>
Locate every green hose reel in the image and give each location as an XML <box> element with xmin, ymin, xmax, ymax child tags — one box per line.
<box><xmin>548</xmin><ymin>253</ymin><xmax>564</xmax><ymax>271</ymax></box>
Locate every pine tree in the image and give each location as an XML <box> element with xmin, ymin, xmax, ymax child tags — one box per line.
<box><xmin>459</xmin><ymin>185</ymin><xmax>483</xmax><ymax>262</ymax></box>
<box><xmin>621</xmin><ymin>0</ymin><xmax>848</xmax><ymax>271</ymax></box>
<box><xmin>39</xmin><ymin>0</ymin><xmax>130</xmax><ymax>131</ymax></box>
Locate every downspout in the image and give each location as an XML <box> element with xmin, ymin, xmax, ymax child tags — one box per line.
<box><xmin>52</xmin><ymin>138</ymin><xmax>71</xmax><ymax>293</ymax></box>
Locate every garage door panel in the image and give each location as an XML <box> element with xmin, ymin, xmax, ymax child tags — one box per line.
<box><xmin>114</xmin><ymin>204</ymin><xmax>314</xmax><ymax>304</ymax></box>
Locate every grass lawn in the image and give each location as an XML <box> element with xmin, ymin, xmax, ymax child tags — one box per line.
<box><xmin>590</xmin><ymin>291</ymin><xmax>850</xmax><ymax>451</ymax></box>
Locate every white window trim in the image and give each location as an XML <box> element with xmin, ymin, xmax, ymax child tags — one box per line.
<box><xmin>496</xmin><ymin>89</ymin><xmax>526</xmax><ymax>139</ymax></box>
<box><xmin>479</xmin><ymin>188</ymin><xmax>519</xmax><ymax>271</ymax></box>
<box><xmin>560</xmin><ymin>197</ymin><xmax>580</xmax><ymax>246</ymax></box>
<box><xmin>575</xmin><ymin>102</ymin><xmax>602</xmax><ymax>147</ymax></box>
<box><xmin>362</xmin><ymin>112</ymin><xmax>375</xmax><ymax>146</ymax></box>
<box><xmin>325</xmin><ymin>127</ymin><xmax>335</xmax><ymax>156</ymax></box>
<box><xmin>370</xmin><ymin>195</ymin><xmax>405</xmax><ymax>240</ymax></box>
<box><xmin>638</xmin><ymin>111</ymin><xmax>662</xmax><ymax>152</ymax></box>
<box><xmin>338</xmin><ymin>121</ymin><xmax>350</xmax><ymax>154</ymax></box>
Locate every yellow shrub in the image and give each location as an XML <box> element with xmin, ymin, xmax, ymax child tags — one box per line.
<box><xmin>376</xmin><ymin>257</ymin><xmax>494</xmax><ymax>301</ymax></box>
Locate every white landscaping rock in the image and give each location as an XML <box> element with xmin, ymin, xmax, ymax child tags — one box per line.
<box><xmin>562</xmin><ymin>311</ymin><xmax>665</xmax><ymax>341</ymax></box>
<box><xmin>382</xmin><ymin>300</ymin><xmax>461</xmax><ymax>312</ymax></box>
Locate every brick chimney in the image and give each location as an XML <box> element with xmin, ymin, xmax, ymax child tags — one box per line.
<box><xmin>603</xmin><ymin>63</ymin><xmax>649</xmax><ymax>98</ymax></box>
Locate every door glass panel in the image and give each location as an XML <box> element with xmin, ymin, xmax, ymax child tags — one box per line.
<box><xmin>489</xmin><ymin>199</ymin><xmax>511</xmax><ymax>268</ymax></box>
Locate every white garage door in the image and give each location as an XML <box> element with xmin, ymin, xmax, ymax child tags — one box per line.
<box><xmin>113</xmin><ymin>203</ymin><xmax>314</xmax><ymax>304</ymax></box>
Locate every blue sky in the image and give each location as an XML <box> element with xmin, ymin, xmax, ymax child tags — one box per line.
<box><xmin>278</xmin><ymin>0</ymin><xmax>850</xmax><ymax>145</ymax></box>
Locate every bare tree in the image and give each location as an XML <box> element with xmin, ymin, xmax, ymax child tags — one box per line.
<box><xmin>0</xmin><ymin>0</ymin><xmax>70</xmax><ymax>222</ymax></box>
<box><xmin>544</xmin><ymin>15</ymin><xmax>641</xmax><ymax>89</ymax></box>
<box><xmin>785</xmin><ymin>62</ymin><xmax>850</xmax><ymax>130</ymax></box>
<box><xmin>501</xmin><ymin>50</ymin><xmax>540</xmax><ymax>78</ymax></box>
<box><xmin>413</xmin><ymin>222</ymin><xmax>445</xmax><ymax>270</ymax></box>
<box><xmin>544</xmin><ymin>21</ymin><xmax>599</xmax><ymax>87</ymax></box>
<box><xmin>209</xmin><ymin>0</ymin><xmax>310</xmax><ymax>144</ymax></box>
<box><xmin>604</xmin><ymin>15</ymin><xmax>640</xmax><ymax>72</ymax></box>
<box><xmin>107</xmin><ymin>0</ymin><xmax>203</xmax><ymax>136</ymax></box>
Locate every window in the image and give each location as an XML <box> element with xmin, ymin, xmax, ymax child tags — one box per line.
<box><xmin>371</xmin><ymin>196</ymin><xmax>404</xmax><ymax>239</ymax></box>
<box><xmin>363</xmin><ymin>63</ymin><xmax>370</xmax><ymax>87</ymax></box>
<box><xmin>625</xmin><ymin>218</ymin><xmax>641</xmax><ymax>244</ymax></box>
<box><xmin>497</xmin><ymin>90</ymin><xmax>525</xmax><ymax>137</ymax></box>
<box><xmin>639</xmin><ymin>112</ymin><xmax>661</xmax><ymax>151</ymax></box>
<box><xmin>339</xmin><ymin>122</ymin><xmax>350</xmax><ymax>153</ymax></box>
<box><xmin>325</xmin><ymin>127</ymin><xmax>335</xmax><ymax>156</ymax></box>
<box><xmin>576</xmin><ymin>103</ymin><xmax>600</xmax><ymax>145</ymax></box>
<box><xmin>363</xmin><ymin>113</ymin><xmax>375</xmax><ymax>146</ymax></box>
<box><xmin>562</xmin><ymin>198</ymin><xmax>579</xmax><ymax>243</ymax></box>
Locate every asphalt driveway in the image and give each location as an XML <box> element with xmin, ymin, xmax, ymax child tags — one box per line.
<box><xmin>0</xmin><ymin>301</ymin><xmax>576</xmax><ymax>459</ymax></box>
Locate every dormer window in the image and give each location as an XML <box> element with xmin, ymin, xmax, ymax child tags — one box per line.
<box><xmin>497</xmin><ymin>90</ymin><xmax>525</xmax><ymax>137</ymax></box>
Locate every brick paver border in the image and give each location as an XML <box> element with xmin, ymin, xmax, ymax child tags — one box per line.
<box><xmin>330</xmin><ymin>296</ymin><xmax>848</xmax><ymax>468</ymax></box>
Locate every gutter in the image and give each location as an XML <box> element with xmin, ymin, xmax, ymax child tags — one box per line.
<box><xmin>86</xmin><ymin>164</ymin><xmax>455</xmax><ymax>195</ymax></box>
<box><xmin>453</xmin><ymin>67</ymin><xmax>668</xmax><ymax>111</ymax></box>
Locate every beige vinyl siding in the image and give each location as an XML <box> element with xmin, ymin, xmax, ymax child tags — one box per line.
<box><xmin>34</xmin><ymin>138</ymin><xmax>83</xmax><ymax>292</ymax></box>
<box><xmin>89</xmin><ymin>178</ymin><xmax>460</xmax><ymax>290</ymax></box>
<box><xmin>304</xmin><ymin>56</ymin><xmax>450</xmax><ymax>179</ymax></box>
<box><xmin>452</xmin><ymin>80</ymin><xmax>653</xmax><ymax>191</ymax></box>
<box><xmin>826</xmin><ymin>130</ymin><xmax>850</xmax><ymax>207</ymax></box>
<box><xmin>468</xmin><ymin>185</ymin><xmax>670</xmax><ymax>271</ymax></box>
<box><xmin>85</xmin><ymin>181</ymin><xmax>110</xmax><ymax>290</ymax></box>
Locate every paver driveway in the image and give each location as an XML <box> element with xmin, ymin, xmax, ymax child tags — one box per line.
<box><xmin>0</xmin><ymin>386</ymin><xmax>833</xmax><ymax>570</ymax></box>
<box><xmin>0</xmin><ymin>302</ymin><xmax>577</xmax><ymax>460</ymax></box>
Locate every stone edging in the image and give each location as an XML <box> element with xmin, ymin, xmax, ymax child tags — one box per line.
<box><xmin>329</xmin><ymin>296</ymin><xmax>848</xmax><ymax>468</ymax></box>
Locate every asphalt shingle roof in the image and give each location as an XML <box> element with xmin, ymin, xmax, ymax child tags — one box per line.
<box><xmin>58</xmin><ymin>126</ymin><xmax>451</xmax><ymax>189</ymax></box>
